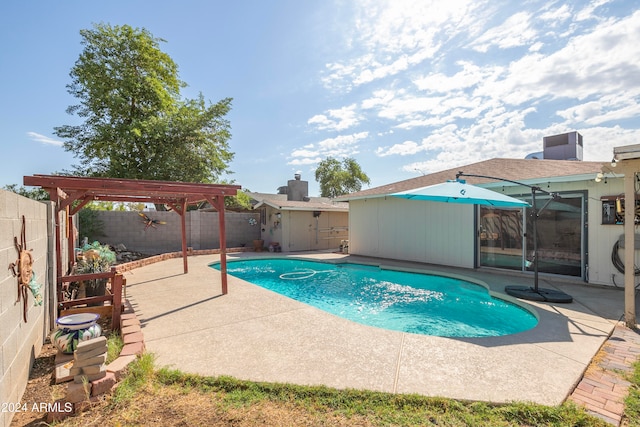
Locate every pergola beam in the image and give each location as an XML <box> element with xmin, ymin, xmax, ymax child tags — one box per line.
<box><xmin>23</xmin><ymin>174</ymin><xmax>241</xmax><ymax>302</ymax></box>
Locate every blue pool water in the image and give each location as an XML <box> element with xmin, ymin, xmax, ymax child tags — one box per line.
<box><xmin>211</xmin><ymin>259</ymin><xmax>538</xmax><ymax>337</ymax></box>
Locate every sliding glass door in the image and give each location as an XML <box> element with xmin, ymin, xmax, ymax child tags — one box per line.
<box><xmin>479</xmin><ymin>208</ymin><xmax>525</xmax><ymax>271</ymax></box>
<box><xmin>525</xmin><ymin>194</ymin><xmax>584</xmax><ymax>277</ymax></box>
<box><xmin>479</xmin><ymin>192</ymin><xmax>585</xmax><ymax>278</ymax></box>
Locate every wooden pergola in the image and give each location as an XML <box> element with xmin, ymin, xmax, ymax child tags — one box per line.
<box><xmin>24</xmin><ymin>174</ymin><xmax>241</xmax><ymax>300</ymax></box>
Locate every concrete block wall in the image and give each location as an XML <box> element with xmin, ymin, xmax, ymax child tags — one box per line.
<box><xmin>0</xmin><ymin>190</ymin><xmax>54</xmax><ymax>427</ymax></box>
<box><xmin>90</xmin><ymin>210</ymin><xmax>260</xmax><ymax>254</ymax></box>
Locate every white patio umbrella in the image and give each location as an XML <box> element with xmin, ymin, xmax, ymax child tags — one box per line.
<box><xmin>391</xmin><ymin>180</ymin><xmax>530</xmax><ymax>208</ymax></box>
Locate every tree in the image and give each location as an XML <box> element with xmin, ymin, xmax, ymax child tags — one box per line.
<box><xmin>2</xmin><ymin>184</ymin><xmax>50</xmax><ymax>201</ymax></box>
<box><xmin>55</xmin><ymin>23</ymin><xmax>234</xmax><ymax>183</ymax></box>
<box><xmin>314</xmin><ymin>157</ymin><xmax>370</xmax><ymax>198</ymax></box>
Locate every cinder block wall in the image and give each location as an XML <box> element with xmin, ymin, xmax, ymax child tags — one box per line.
<box><xmin>0</xmin><ymin>190</ymin><xmax>66</xmax><ymax>427</ymax></box>
<box><xmin>89</xmin><ymin>211</ymin><xmax>261</xmax><ymax>254</ymax></box>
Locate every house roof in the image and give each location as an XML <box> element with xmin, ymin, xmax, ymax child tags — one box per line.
<box><xmin>337</xmin><ymin>158</ymin><xmax>607</xmax><ymax>201</ymax></box>
<box><xmin>248</xmin><ymin>192</ymin><xmax>349</xmax><ymax>212</ymax></box>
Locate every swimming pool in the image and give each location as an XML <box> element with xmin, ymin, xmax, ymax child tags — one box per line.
<box><xmin>211</xmin><ymin>258</ymin><xmax>538</xmax><ymax>337</ymax></box>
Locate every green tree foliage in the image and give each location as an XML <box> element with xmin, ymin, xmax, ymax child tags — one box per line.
<box><xmin>225</xmin><ymin>189</ymin><xmax>253</xmax><ymax>210</ymax></box>
<box><xmin>2</xmin><ymin>184</ymin><xmax>50</xmax><ymax>200</ymax></box>
<box><xmin>55</xmin><ymin>23</ymin><xmax>234</xmax><ymax>183</ymax></box>
<box><xmin>314</xmin><ymin>157</ymin><xmax>370</xmax><ymax>198</ymax></box>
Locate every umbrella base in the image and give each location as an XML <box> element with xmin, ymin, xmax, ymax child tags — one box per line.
<box><xmin>504</xmin><ymin>285</ymin><xmax>573</xmax><ymax>303</ymax></box>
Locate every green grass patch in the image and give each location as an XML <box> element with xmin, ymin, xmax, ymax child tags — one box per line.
<box><xmin>105</xmin><ymin>331</ymin><xmax>124</xmax><ymax>365</ymax></box>
<box><xmin>625</xmin><ymin>358</ymin><xmax>640</xmax><ymax>427</ymax></box>
<box><xmin>155</xmin><ymin>367</ymin><xmax>610</xmax><ymax>426</ymax></box>
<box><xmin>92</xmin><ymin>350</ymin><xmax>640</xmax><ymax>426</ymax></box>
<box><xmin>110</xmin><ymin>352</ymin><xmax>156</xmax><ymax>406</ymax></box>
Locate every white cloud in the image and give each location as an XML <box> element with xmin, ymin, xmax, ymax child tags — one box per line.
<box><xmin>321</xmin><ymin>0</ymin><xmax>482</xmax><ymax>90</ymax></box>
<box><xmin>471</xmin><ymin>12</ymin><xmax>538</xmax><ymax>53</ymax></box>
<box><xmin>307</xmin><ymin>104</ymin><xmax>361</xmax><ymax>131</ymax></box>
<box><xmin>27</xmin><ymin>132</ymin><xmax>63</xmax><ymax>146</ymax></box>
<box><xmin>539</xmin><ymin>4</ymin><xmax>572</xmax><ymax>25</ymax></box>
<box><xmin>475</xmin><ymin>11</ymin><xmax>640</xmax><ymax>106</ymax></box>
<box><xmin>318</xmin><ymin>131</ymin><xmax>369</xmax><ymax>151</ymax></box>
<box><xmin>413</xmin><ymin>61</ymin><xmax>492</xmax><ymax>93</ymax></box>
<box><xmin>306</xmin><ymin>1</ymin><xmax>640</xmax><ymax>189</ymax></box>
<box><xmin>288</xmin><ymin>132</ymin><xmax>369</xmax><ymax>166</ymax></box>
<box><xmin>375</xmin><ymin>140</ymin><xmax>422</xmax><ymax>157</ymax></box>
<box><xmin>575</xmin><ymin>0</ymin><xmax>614</xmax><ymax>22</ymax></box>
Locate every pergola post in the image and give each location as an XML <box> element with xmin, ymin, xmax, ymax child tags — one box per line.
<box><xmin>180</xmin><ymin>199</ymin><xmax>188</xmax><ymax>274</ymax></box>
<box><xmin>206</xmin><ymin>195</ymin><xmax>228</xmax><ymax>294</ymax></box>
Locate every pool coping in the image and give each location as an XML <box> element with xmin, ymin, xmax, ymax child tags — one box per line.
<box><xmin>124</xmin><ymin>251</ymin><xmax>639</xmax><ymax>418</ymax></box>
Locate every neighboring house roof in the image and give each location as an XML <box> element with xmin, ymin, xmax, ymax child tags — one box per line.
<box><xmin>247</xmin><ymin>192</ymin><xmax>349</xmax><ymax>212</ymax></box>
<box><xmin>337</xmin><ymin>158</ymin><xmax>607</xmax><ymax>201</ymax></box>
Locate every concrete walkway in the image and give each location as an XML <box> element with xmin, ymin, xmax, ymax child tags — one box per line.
<box><xmin>124</xmin><ymin>252</ymin><xmax>639</xmax><ymax>411</ymax></box>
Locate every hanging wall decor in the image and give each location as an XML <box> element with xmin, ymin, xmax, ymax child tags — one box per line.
<box><xmin>138</xmin><ymin>212</ymin><xmax>167</xmax><ymax>230</ymax></box>
<box><xmin>8</xmin><ymin>216</ymin><xmax>35</xmax><ymax>322</ymax></box>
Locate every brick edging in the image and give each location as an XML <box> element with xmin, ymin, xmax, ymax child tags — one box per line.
<box><xmin>114</xmin><ymin>246</ymin><xmax>253</xmax><ymax>272</ymax></box>
<box><xmin>567</xmin><ymin>323</ymin><xmax>640</xmax><ymax>426</ymax></box>
<box><xmin>47</xmin><ymin>299</ymin><xmax>145</xmax><ymax>422</ymax></box>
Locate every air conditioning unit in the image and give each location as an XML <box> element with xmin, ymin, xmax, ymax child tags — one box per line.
<box><xmin>543</xmin><ymin>131</ymin><xmax>583</xmax><ymax>160</ymax></box>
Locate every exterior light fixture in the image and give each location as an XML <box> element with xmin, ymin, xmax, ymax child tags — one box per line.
<box><xmin>595</xmin><ymin>172</ymin><xmax>604</xmax><ymax>183</ymax></box>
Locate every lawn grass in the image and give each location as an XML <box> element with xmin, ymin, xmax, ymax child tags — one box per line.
<box><xmin>625</xmin><ymin>358</ymin><xmax>640</xmax><ymax>427</ymax></box>
<box><xmin>58</xmin><ymin>352</ymin><xmax>618</xmax><ymax>426</ymax></box>
<box><xmin>105</xmin><ymin>331</ymin><xmax>124</xmax><ymax>365</ymax></box>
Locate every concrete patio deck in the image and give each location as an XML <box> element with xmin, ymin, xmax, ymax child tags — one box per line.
<box><xmin>124</xmin><ymin>252</ymin><xmax>639</xmax><ymax>408</ymax></box>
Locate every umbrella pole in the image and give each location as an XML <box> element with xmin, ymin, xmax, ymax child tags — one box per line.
<box><xmin>506</xmin><ymin>185</ymin><xmax>572</xmax><ymax>302</ymax></box>
<box><xmin>455</xmin><ymin>171</ymin><xmax>573</xmax><ymax>303</ymax></box>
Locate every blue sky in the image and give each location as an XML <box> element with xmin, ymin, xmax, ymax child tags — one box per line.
<box><xmin>1</xmin><ymin>0</ymin><xmax>639</xmax><ymax>196</ymax></box>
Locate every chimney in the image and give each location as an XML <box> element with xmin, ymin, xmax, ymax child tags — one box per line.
<box><xmin>287</xmin><ymin>173</ymin><xmax>308</xmax><ymax>201</ymax></box>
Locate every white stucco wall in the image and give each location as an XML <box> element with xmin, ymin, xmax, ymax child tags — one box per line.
<box><xmin>348</xmin><ymin>197</ymin><xmax>475</xmax><ymax>268</ymax></box>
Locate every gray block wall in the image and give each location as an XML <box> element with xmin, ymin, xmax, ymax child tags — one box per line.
<box><xmin>87</xmin><ymin>210</ymin><xmax>261</xmax><ymax>254</ymax></box>
<box><xmin>0</xmin><ymin>190</ymin><xmax>70</xmax><ymax>427</ymax></box>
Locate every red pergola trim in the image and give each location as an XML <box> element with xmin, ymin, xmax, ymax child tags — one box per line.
<box><xmin>23</xmin><ymin>174</ymin><xmax>240</xmax><ymax>301</ymax></box>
